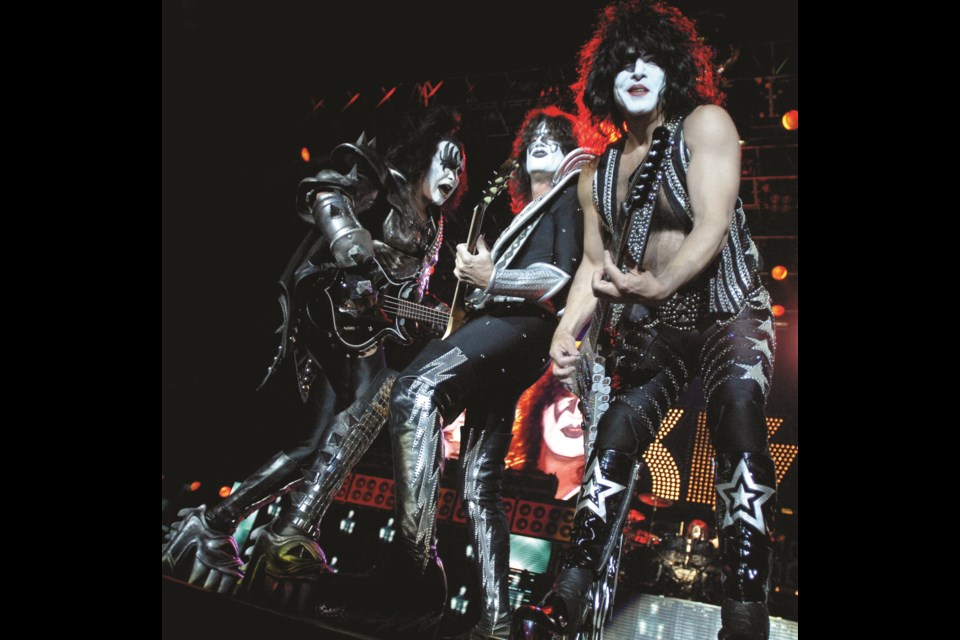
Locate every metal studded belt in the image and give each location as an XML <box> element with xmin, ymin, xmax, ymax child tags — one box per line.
<box><xmin>654</xmin><ymin>288</ymin><xmax>709</xmax><ymax>330</ymax></box>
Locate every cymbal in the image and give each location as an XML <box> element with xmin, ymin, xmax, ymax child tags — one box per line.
<box><xmin>627</xmin><ymin>509</ymin><xmax>647</xmax><ymax>523</ymax></box>
<box><xmin>629</xmin><ymin>529</ymin><xmax>661</xmax><ymax>546</ymax></box>
<box><xmin>638</xmin><ymin>493</ymin><xmax>675</xmax><ymax>508</ymax></box>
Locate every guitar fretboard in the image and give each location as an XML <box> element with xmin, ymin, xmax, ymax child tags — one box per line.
<box><xmin>382</xmin><ymin>295</ymin><xmax>449</xmax><ymax>327</ymax></box>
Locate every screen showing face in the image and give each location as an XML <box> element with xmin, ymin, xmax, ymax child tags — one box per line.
<box><xmin>442</xmin><ymin>370</ymin><xmax>586</xmax><ymax>501</ymax></box>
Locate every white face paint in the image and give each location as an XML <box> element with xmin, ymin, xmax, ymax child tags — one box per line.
<box><xmin>541</xmin><ymin>391</ymin><xmax>584</xmax><ymax>459</ymax></box>
<box><xmin>614</xmin><ymin>55</ymin><xmax>667</xmax><ymax>117</ymax></box>
<box><xmin>423</xmin><ymin>140</ymin><xmax>463</xmax><ymax>206</ymax></box>
<box><xmin>525</xmin><ymin>122</ymin><xmax>564</xmax><ymax>175</ymax></box>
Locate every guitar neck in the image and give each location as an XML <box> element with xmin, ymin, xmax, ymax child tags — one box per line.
<box><xmin>383</xmin><ymin>295</ymin><xmax>450</xmax><ymax>327</ymax></box>
<box><xmin>444</xmin><ymin>160</ymin><xmax>515</xmax><ymax>339</ymax></box>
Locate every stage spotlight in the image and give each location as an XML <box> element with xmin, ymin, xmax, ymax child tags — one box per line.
<box><xmin>771</xmin><ymin>265</ymin><xmax>788</xmax><ymax>280</ymax></box>
<box><xmin>782</xmin><ymin>110</ymin><xmax>798</xmax><ymax>131</ymax></box>
<box><xmin>340</xmin><ymin>509</ymin><xmax>357</xmax><ymax>534</ymax></box>
<box><xmin>378</xmin><ymin>517</ymin><xmax>395</xmax><ymax>543</ymax></box>
<box><xmin>300</xmin><ymin>147</ymin><xmax>311</xmax><ymax>163</ymax></box>
<box><xmin>219</xmin><ymin>486</ymin><xmax>232</xmax><ymax>498</ymax></box>
<box><xmin>772</xmin><ymin>304</ymin><xmax>786</xmax><ymax>318</ymax></box>
<box><xmin>189</xmin><ymin>481</ymin><xmax>201</xmax><ymax>492</ymax></box>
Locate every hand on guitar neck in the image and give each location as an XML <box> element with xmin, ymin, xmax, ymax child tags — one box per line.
<box><xmin>453</xmin><ymin>235</ymin><xmax>493</xmax><ymax>289</ymax></box>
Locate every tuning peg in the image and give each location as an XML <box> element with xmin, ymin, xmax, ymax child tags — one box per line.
<box><xmin>483</xmin><ymin>196</ymin><xmax>493</xmax><ymax>204</ymax></box>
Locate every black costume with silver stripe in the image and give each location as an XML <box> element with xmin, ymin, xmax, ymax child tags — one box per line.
<box><xmin>593</xmin><ymin>120</ymin><xmax>777</xmax><ymax>625</ymax></box>
<box><xmin>517</xmin><ymin>120</ymin><xmax>777</xmax><ymax>640</ymax></box>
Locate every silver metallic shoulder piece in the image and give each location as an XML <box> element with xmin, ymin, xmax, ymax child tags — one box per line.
<box><xmin>485</xmin><ymin>261</ymin><xmax>571</xmax><ymax>303</ymax></box>
<box><xmin>552</xmin><ymin>147</ymin><xmax>595</xmax><ymax>186</ymax></box>
<box><xmin>311</xmin><ymin>191</ymin><xmax>375</xmax><ymax>268</ymax></box>
<box><xmin>296</xmin><ymin>167</ymin><xmax>362</xmax><ymax>223</ymax></box>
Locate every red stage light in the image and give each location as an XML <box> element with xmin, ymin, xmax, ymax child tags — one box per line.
<box><xmin>771</xmin><ymin>265</ymin><xmax>788</xmax><ymax>280</ymax></box>
<box><xmin>782</xmin><ymin>110</ymin><xmax>798</xmax><ymax>131</ymax></box>
<box><xmin>300</xmin><ymin>147</ymin><xmax>311</xmax><ymax>163</ymax></box>
<box><xmin>189</xmin><ymin>481</ymin><xmax>201</xmax><ymax>492</ymax></box>
<box><xmin>219</xmin><ymin>486</ymin><xmax>232</xmax><ymax>498</ymax></box>
<box><xmin>340</xmin><ymin>92</ymin><xmax>361</xmax><ymax>113</ymax></box>
<box><xmin>772</xmin><ymin>304</ymin><xmax>786</xmax><ymax>317</ymax></box>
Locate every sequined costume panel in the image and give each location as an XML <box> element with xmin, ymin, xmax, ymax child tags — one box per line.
<box><xmin>593</xmin><ymin>120</ymin><xmax>762</xmax><ymax>316</ymax></box>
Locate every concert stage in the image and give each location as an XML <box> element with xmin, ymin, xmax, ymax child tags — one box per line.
<box><xmin>163</xmin><ymin>575</ymin><xmax>798</xmax><ymax>639</ymax></box>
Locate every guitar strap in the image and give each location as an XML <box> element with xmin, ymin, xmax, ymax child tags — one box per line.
<box><xmin>415</xmin><ymin>215</ymin><xmax>443</xmax><ymax>301</ymax></box>
<box><xmin>605</xmin><ymin>118</ymin><xmax>680</xmax><ymax>331</ymax></box>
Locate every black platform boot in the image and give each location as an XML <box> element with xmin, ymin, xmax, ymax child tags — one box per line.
<box><xmin>162</xmin><ymin>451</ymin><xmax>302</xmax><ymax>592</ymax></box>
<box><xmin>241</xmin><ymin>369</ymin><xmax>397</xmax><ymax>607</ymax></box>
<box><xmin>302</xmin><ymin>340</ymin><xmax>478</xmax><ymax>639</ymax></box>
<box><xmin>715</xmin><ymin>452</ymin><xmax>777</xmax><ymax>640</ymax></box>
<box><xmin>450</xmin><ymin>429</ymin><xmax>514</xmax><ymax>640</ymax></box>
<box><xmin>513</xmin><ymin>449</ymin><xmax>641</xmax><ymax>639</ymax></box>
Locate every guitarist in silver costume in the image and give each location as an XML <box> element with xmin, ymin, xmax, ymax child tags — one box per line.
<box><xmin>162</xmin><ymin>108</ymin><xmax>466</xmax><ymax>593</ymax></box>
<box><xmin>514</xmin><ymin>3</ymin><xmax>777</xmax><ymax>640</ymax></box>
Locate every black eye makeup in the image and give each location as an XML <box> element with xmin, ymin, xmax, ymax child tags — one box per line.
<box><xmin>440</xmin><ymin>144</ymin><xmax>463</xmax><ymax>174</ymax></box>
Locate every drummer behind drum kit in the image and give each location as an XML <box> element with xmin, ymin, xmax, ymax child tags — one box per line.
<box><xmin>621</xmin><ymin>493</ymin><xmax>723</xmax><ymax>602</ymax></box>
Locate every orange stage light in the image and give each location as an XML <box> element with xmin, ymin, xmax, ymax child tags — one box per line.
<box><xmin>782</xmin><ymin>110</ymin><xmax>798</xmax><ymax>131</ymax></box>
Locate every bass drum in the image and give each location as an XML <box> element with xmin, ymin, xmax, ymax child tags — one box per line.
<box><xmin>655</xmin><ymin>534</ymin><xmax>722</xmax><ymax>602</ymax></box>
<box><xmin>620</xmin><ymin>544</ymin><xmax>663</xmax><ymax>590</ymax></box>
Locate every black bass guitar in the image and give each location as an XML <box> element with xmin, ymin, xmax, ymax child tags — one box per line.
<box><xmin>303</xmin><ymin>259</ymin><xmax>450</xmax><ymax>351</ymax></box>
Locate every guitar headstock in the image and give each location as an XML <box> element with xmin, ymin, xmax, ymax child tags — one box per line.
<box><xmin>479</xmin><ymin>158</ymin><xmax>517</xmax><ymax>207</ymax></box>
<box><xmin>464</xmin><ymin>158</ymin><xmax>517</xmax><ymax>251</ymax></box>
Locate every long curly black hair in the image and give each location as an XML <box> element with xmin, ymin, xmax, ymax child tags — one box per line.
<box><xmin>508</xmin><ymin>106</ymin><xmax>580</xmax><ymax>213</ymax></box>
<box><xmin>386</xmin><ymin>106</ymin><xmax>467</xmax><ymax>213</ymax></box>
<box><xmin>573</xmin><ymin>0</ymin><xmax>722</xmax><ymax>132</ymax></box>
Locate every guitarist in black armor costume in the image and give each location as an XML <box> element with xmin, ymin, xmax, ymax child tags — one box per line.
<box><xmin>514</xmin><ymin>3</ymin><xmax>777</xmax><ymax>640</ymax></box>
<box><xmin>162</xmin><ymin>108</ymin><xmax>466</xmax><ymax>592</ymax></box>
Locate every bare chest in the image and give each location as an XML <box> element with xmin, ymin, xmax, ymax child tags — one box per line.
<box><xmin>613</xmin><ymin>151</ymin><xmax>687</xmax><ymax>274</ymax></box>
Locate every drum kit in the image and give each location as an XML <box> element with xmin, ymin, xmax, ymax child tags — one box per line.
<box><xmin>621</xmin><ymin>493</ymin><xmax>722</xmax><ymax>602</ymax></box>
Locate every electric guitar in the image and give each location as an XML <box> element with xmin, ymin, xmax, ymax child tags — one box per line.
<box><xmin>305</xmin><ymin>161</ymin><xmax>516</xmax><ymax>351</ymax></box>
<box><xmin>573</xmin><ymin>126</ymin><xmax>672</xmax><ymax>452</ymax></box>
<box><xmin>304</xmin><ymin>259</ymin><xmax>450</xmax><ymax>351</ymax></box>
<box><xmin>443</xmin><ymin>159</ymin><xmax>516</xmax><ymax>338</ymax></box>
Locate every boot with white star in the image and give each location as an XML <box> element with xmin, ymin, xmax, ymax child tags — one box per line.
<box><xmin>513</xmin><ymin>449</ymin><xmax>640</xmax><ymax>639</ymax></box>
<box><xmin>715</xmin><ymin>452</ymin><xmax>777</xmax><ymax>640</ymax></box>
